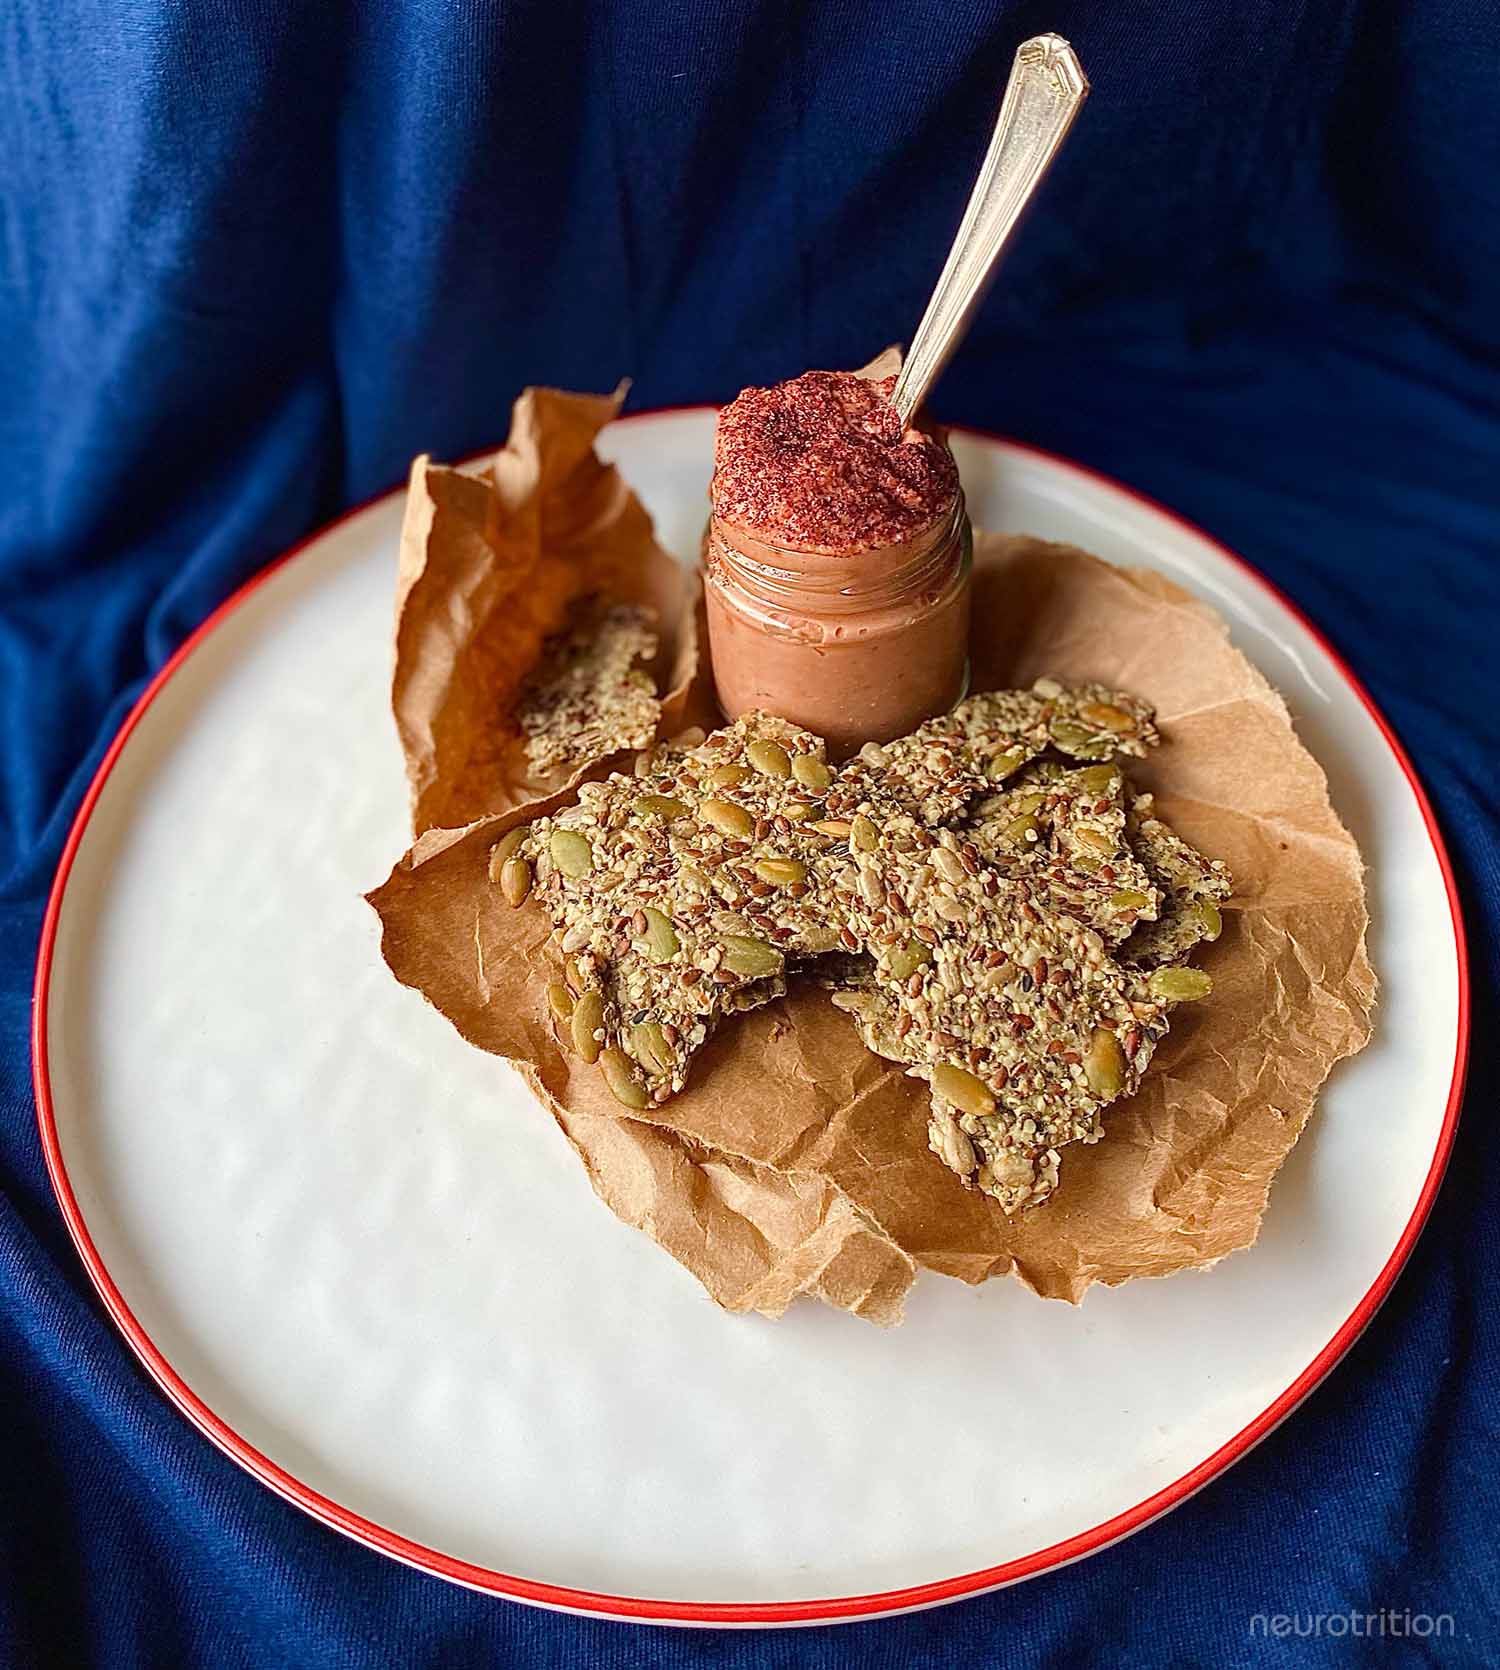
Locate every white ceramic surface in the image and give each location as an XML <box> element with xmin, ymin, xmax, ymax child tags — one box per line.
<box><xmin>35</xmin><ymin>416</ymin><xmax>1465</xmax><ymax>1623</ymax></box>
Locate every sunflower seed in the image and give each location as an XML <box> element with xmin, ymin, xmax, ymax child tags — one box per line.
<box><xmin>932</xmin><ymin>847</ymin><xmax>966</xmax><ymax>883</ymax></box>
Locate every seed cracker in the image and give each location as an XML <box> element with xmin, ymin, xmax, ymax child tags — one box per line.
<box><xmin>519</xmin><ymin>714</ymin><xmax>848</xmax><ymax>1103</ymax></box>
<box><xmin>500</xmin><ymin>683</ymin><xmax>1223</xmax><ymax>1214</ymax></box>
<box><xmin>966</xmin><ymin>762</ymin><xmax>1161</xmax><ymax>945</ymax></box>
<box><xmin>518</xmin><ymin>603</ymin><xmax>661</xmax><ymax>777</ymax></box>
<box><xmin>826</xmin><ymin>807</ymin><xmax>1170</xmax><ymax>1212</ymax></box>
<box><xmin>1121</xmin><ymin>792</ymin><xmax>1233</xmax><ymax>969</ymax></box>
<box><xmin>829</xmin><ymin>678</ymin><xmax>1158</xmax><ymax>825</ymax></box>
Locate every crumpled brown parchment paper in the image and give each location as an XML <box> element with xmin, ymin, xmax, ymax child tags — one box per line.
<box><xmin>372</xmin><ymin>471</ymin><xmax>1375</xmax><ymax>1324</ymax></box>
<box><xmin>393</xmin><ymin>383</ymin><xmax>705</xmax><ymax>833</ymax></box>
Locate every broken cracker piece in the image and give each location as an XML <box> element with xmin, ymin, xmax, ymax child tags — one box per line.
<box><xmin>519</xmin><ymin>714</ymin><xmax>851</xmax><ymax>1102</ymax></box>
<box><xmin>826</xmin><ymin>808</ymin><xmax>1170</xmax><ymax>1213</ymax></box>
<box><xmin>518</xmin><ymin>602</ymin><xmax>661</xmax><ymax>776</ymax></box>
<box><xmin>1121</xmin><ymin>792</ymin><xmax>1233</xmax><ymax>969</ymax></box>
<box><xmin>830</xmin><ymin>678</ymin><xmax>1158</xmax><ymax>824</ymax></box>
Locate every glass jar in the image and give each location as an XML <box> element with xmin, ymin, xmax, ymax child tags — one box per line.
<box><xmin>702</xmin><ymin>495</ymin><xmax>972</xmax><ymax>756</ymax></box>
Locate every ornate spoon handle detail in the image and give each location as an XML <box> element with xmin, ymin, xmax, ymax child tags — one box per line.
<box><xmin>889</xmin><ymin>35</ymin><xmax>1089</xmax><ymax>428</ymax></box>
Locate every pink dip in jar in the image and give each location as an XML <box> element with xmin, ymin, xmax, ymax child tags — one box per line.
<box><xmin>704</xmin><ymin>368</ymin><xmax>971</xmax><ymax>755</ymax></box>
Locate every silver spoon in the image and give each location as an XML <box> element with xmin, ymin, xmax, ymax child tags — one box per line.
<box><xmin>888</xmin><ymin>34</ymin><xmax>1089</xmax><ymax>428</ymax></box>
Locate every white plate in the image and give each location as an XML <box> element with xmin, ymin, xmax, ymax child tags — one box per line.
<box><xmin>34</xmin><ymin>415</ymin><xmax>1468</xmax><ymax>1626</ymax></box>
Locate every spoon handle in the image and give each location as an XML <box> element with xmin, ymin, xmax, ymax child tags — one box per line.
<box><xmin>889</xmin><ymin>34</ymin><xmax>1089</xmax><ymax>428</ymax></box>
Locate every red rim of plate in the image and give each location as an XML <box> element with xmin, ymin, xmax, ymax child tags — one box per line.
<box><xmin>31</xmin><ymin>413</ymin><xmax>1471</xmax><ymax>1626</ymax></box>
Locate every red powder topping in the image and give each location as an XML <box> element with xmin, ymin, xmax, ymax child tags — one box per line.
<box><xmin>711</xmin><ymin>370</ymin><xmax>959</xmax><ymax>552</ymax></box>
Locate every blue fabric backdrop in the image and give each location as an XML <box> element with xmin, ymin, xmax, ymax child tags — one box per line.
<box><xmin>2</xmin><ymin>0</ymin><xmax>1497</xmax><ymax>1663</ymax></box>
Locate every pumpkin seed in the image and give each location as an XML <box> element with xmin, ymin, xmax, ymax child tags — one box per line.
<box><xmin>987</xmin><ymin>747</ymin><xmax>1028</xmax><ymax>780</ymax></box>
<box><xmin>790</xmin><ymin>754</ymin><xmax>830</xmax><ymax>791</ymax></box>
<box><xmin>721</xmin><ymin>934</ymin><xmax>784</xmax><ymax>979</ymax></box>
<box><xmin>782</xmin><ymin>800</ymin><xmax>815</xmax><ymax>822</ymax></box>
<box><xmin>633</xmin><ymin>794</ymin><xmax>689</xmax><ymax>820</ymax></box>
<box><xmin>599</xmin><ymin>1046</ymin><xmax>649</xmax><ymax>1109</ymax></box>
<box><xmin>887</xmin><ymin>939</ymin><xmax>931</xmax><ymax>982</ymax></box>
<box><xmin>487</xmin><ymin>825</ymin><xmax>528</xmax><ymax>882</ymax></box>
<box><xmin>563</xmin><ymin>955</ymin><xmax>585</xmax><ymax>994</ymax></box>
<box><xmin>1003</xmin><ymin>812</ymin><xmax>1041</xmax><ymax>847</ymax></box>
<box><xmin>754</xmin><ymin>857</ymin><xmax>807</xmax><ymax>886</ymax></box>
<box><xmin>1083</xmin><ymin>1028</ymin><xmax>1126</xmax><ymax>1097</ymax></box>
<box><xmin>747</xmin><ymin>739</ymin><xmax>791</xmax><ymax>779</ymax></box>
<box><xmin>1190</xmin><ymin>899</ymin><xmax>1223</xmax><ymax>940</ymax></box>
<box><xmin>801</xmin><ymin>926</ymin><xmax>843</xmax><ymax>954</ymax></box>
<box><xmin>546</xmin><ymin>982</ymin><xmax>574</xmax><ymax>1022</ymax></box>
<box><xmin>1076</xmin><ymin>764</ymin><xmax>1120</xmax><ymax>795</ymax></box>
<box><xmin>706</xmin><ymin>763</ymin><xmax>747</xmax><ymax>790</ymax></box>
<box><xmin>810</xmin><ymin>819</ymin><xmax>853</xmax><ymax>839</ymax></box>
<box><xmin>701</xmin><ymin>799</ymin><xmax>753</xmax><ymax>837</ymax></box>
<box><xmin>1148</xmin><ymin>966</ymin><xmax>1213</xmax><ymax>1002</ymax></box>
<box><xmin>499</xmin><ymin>856</ymin><xmax>532</xmax><ymax>907</ymax></box>
<box><xmin>631</xmin><ymin>1021</ymin><xmax>675</xmax><ymax>1078</ymax></box>
<box><xmin>931</xmin><ymin>1062</ymin><xmax>996</xmax><ymax>1117</ymax></box>
<box><xmin>637</xmin><ymin>905</ymin><xmax>680</xmax><ymax>961</ymax></box>
<box><xmin>571</xmin><ymin>989</ymin><xmax>605</xmax><ymax>1063</ymax></box>
<box><xmin>851</xmin><ymin>814</ymin><xmax>879</xmax><ymax>852</ymax></box>
<box><xmin>549</xmin><ymin>829</ymin><xmax>594</xmax><ymax>878</ymax></box>
<box><xmin>1109</xmin><ymin>888</ymin><xmax>1151</xmax><ymax>911</ymax></box>
<box><xmin>1075</xmin><ymin>827</ymin><xmax>1115</xmax><ymax>855</ymax></box>
<box><xmin>1081</xmin><ymin>701</ymin><xmax>1136</xmax><ymax>733</ymax></box>
<box><xmin>1049</xmin><ymin>717</ymin><xmax>1110</xmax><ymax>759</ymax></box>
